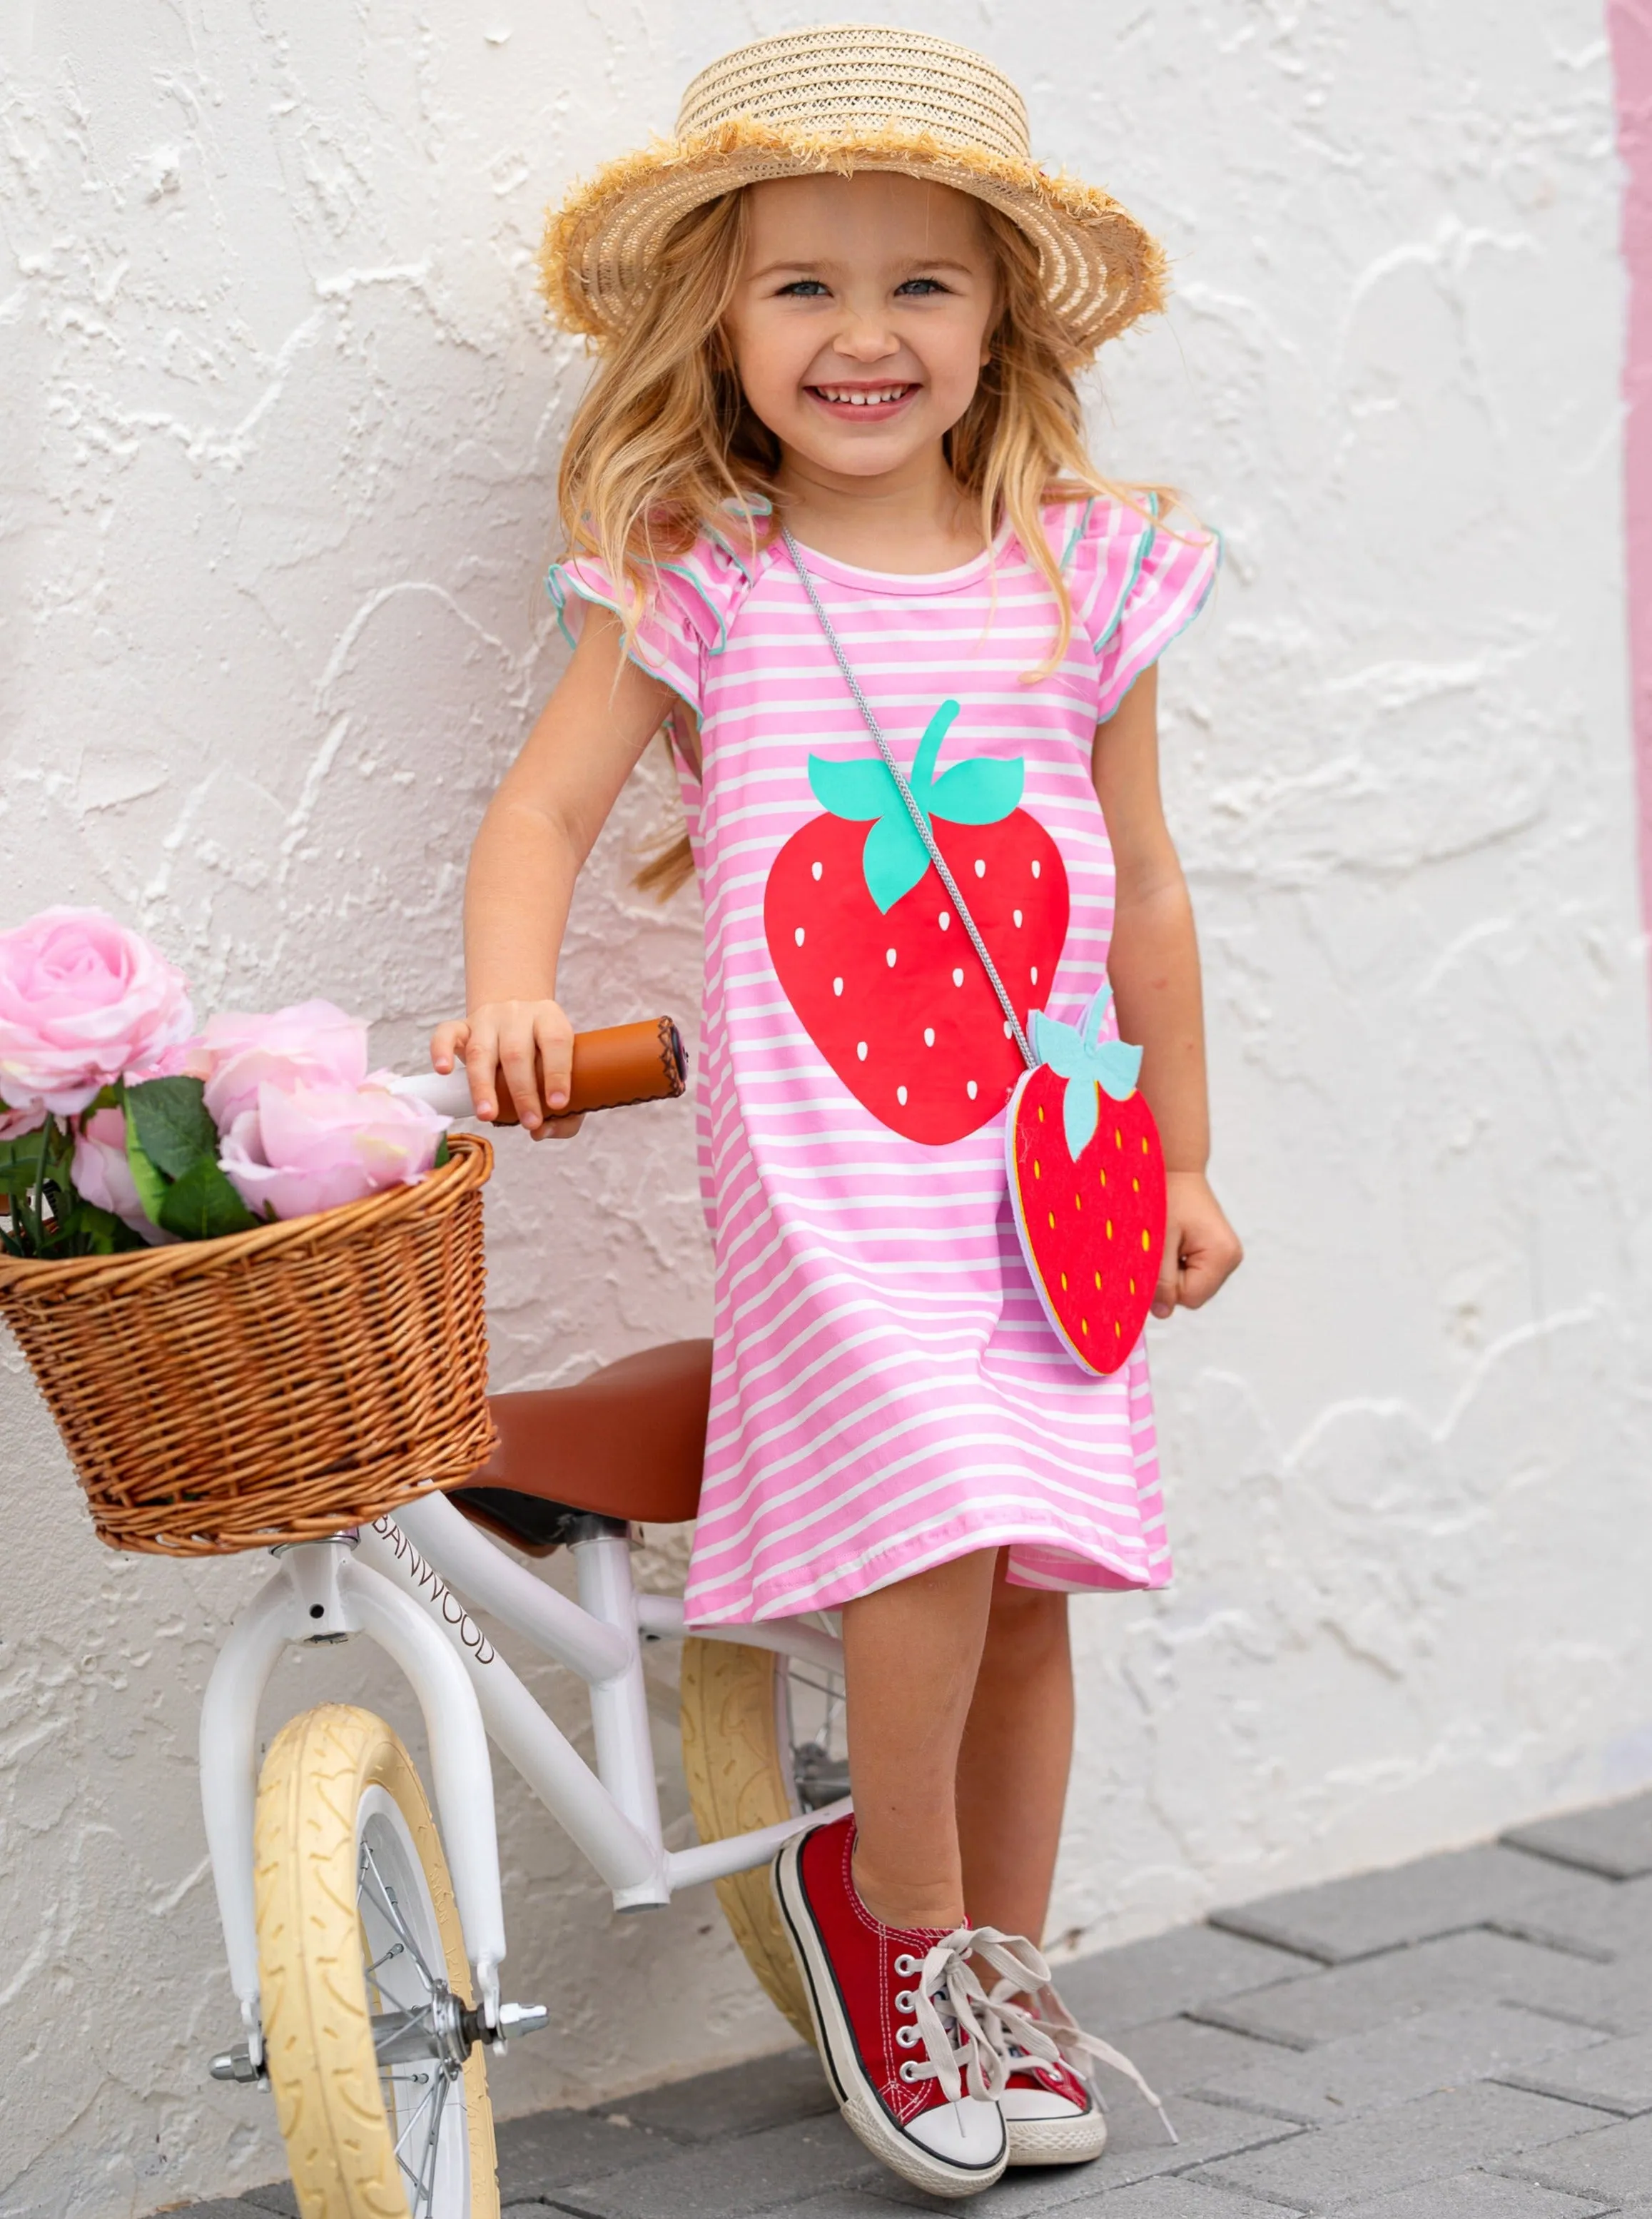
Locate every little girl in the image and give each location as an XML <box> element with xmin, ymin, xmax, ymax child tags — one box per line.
<box><xmin>434</xmin><ymin>24</ymin><xmax>1241</xmax><ymax>2200</ymax></box>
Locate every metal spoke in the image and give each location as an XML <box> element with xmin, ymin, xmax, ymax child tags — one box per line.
<box><xmin>374</xmin><ymin>2006</ymin><xmax>430</xmax><ymax>2056</ymax></box>
<box><xmin>392</xmin><ymin>2064</ymin><xmax>452</xmax><ymax>2219</ymax></box>
<box><xmin>358</xmin><ymin>1840</ymin><xmax>440</xmax><ymax>1995</ymax></box>
<box><xmin>390</xmin><ymin>2067</ymin><xmax>442</xmax><ymax>2168</ymax></box>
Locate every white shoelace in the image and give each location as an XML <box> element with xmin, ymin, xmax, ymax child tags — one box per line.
<box><xmin>899</xmin><ymin>1928</ymin><xmax>1058</xmax><ymax>2104</ymax></box>
<box><xmin>985</xmin><ymin>1978</ymin><xmax>1178</xmax><ymax>2145</ymax></box>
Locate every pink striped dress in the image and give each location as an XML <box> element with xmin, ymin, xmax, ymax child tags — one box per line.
<box><xmin>550</xmin><ymin>495</ymin><xmax>1218</xmax><ymax>1624</ymax></box>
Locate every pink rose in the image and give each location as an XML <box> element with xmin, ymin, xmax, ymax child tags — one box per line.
<box><xmin>0</xmin><ymin>1099</ymin><xmax>45</xmax><ymax>1142</ymax></box>
<box><xmin>128</xmin><ymin>1036</ymin><xmax>213</xmax><ymax>1083</ymax></box>
<box><xmin>218</xmin><ymin>1080</ymin><xmax>447</xmax><ymax>1221</ymax></box>
<box><xmin>71</xmin><ymin>1106</ymin><xmax>176</xmax><ymax>1245</ymax></box>
<box><xmin>199</xmin><ymin>1001</ymin><xmax>368</xmax><ymax>1131</ymax></box>
<box><xmin>0</xmin><ymin>906</ymin><xmax>193</xmax><ymax>1116</ymax></box>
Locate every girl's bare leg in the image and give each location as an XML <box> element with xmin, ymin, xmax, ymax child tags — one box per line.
<box><xmin>840</xmin><ymin>1550</ymin><xmax>999</xmax><ymax>1929</ymax></box>
<box><xmin>956</xmin><ymin>1553</ymin><xmax>1074</xmax><ymax>1958</ymax></box>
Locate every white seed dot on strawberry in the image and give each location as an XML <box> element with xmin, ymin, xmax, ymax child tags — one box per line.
<box><xmin>833</xmin><ymin>977</ymin><xmax>843</xmax><ymax>996</ymax></box>
<box><xmin>794</xmin><ymin>926</ymin><xmax>805</xmax><ymax>946</ymax></box>
<box><xmin>973</xmin><ymin>858</ymin><xmax>985</xmax><ymax>878</ymax></box>
<box><xmin>952</xmin><ymin>967</ymin><xmax>965</xmax><ymax>988</ymax></box>
<box><xmin>966</xmin><ymin>1079</ymin><xmax>978</xmax><ymax>1100</ymax></box>
<box><xmin>924</xmin><ymin>1026</ymin><xmax>936</xmax><ymax>1046</ymax></box>
<box><xmin>896</xmin><ymin>1085</ymin><xmax>908</xmax><ymax>1106</ymax></box>
<box><xmin>886</xmin><ymin>948</ymin><xmax>896</xmax><ymax>968</ymax></box>
<box><xmin>1030</xmin><ymin>966</ymin><xmax>1038</xmax><ymax>986</ymax></box>
<box><xmin>1003</xmin><ymin>1019</ymin><xmax>1012</xmax><ymax>1038</ymax></box>
<box><xmin>938</xmin><ymin>911</ymin><xmax>951</xmax><ymax>931</ymax></box>
<box><xmin>1031</xmin><ymin>859</ymin><xmax>1041</xmax><ymax>878</ymax></box>
<box><xmin>1013</xmin><ymin>908</ymin><xmax>1023</xmax><ymax>927</ymax></box>
<box><xmin>856</xmin><ymin>1041</ymin><xmax>868</xmax><ymax>1061</ymax></box>
<box><xmin>811</xmin><ymin>860</ymin><xmax>823</xmax><ymax>881</ymax></box>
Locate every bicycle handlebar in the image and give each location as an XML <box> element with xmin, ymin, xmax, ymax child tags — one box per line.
<box><xmin>392</xmin><ymin>1018</ymin><xmax>688</xmax><ymax>1126</ymax></box>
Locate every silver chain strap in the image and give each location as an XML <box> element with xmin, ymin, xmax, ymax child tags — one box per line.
<box><xmin>781</xmin><ymin>527</ymin><xmax>1037</xmax><ymax>1072</ymax></box>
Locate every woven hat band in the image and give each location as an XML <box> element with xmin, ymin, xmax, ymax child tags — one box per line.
<box><xmin>677</xmin><ymin>24</ymin><xmax>1031</xmax><ymax>166</ymax></box>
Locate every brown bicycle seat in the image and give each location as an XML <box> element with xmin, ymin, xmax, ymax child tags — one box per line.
<box><xmin>455</xmin><ymin>1339</ymin><xmax>711</xmax><ymax>1542</ymax></box>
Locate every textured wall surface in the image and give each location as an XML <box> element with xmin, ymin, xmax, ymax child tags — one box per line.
<box><xmin>4</xmin><ymin>3</ymin><xmax>1652</xmax><ymax>2213</ymax></box>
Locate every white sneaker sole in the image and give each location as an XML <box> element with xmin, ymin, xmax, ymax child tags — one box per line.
<box><xmin>1004</xmin><ymin>2106</ymin><xmax>1109</xmax><ymax>2166</ymax></box>
<box><xmin>773</xmin><ymin>1839</ymin><xmax>1008</xmax><ymax>2199</ymax></box>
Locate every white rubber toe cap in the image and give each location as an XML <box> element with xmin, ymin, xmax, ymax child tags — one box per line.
<box><xmin>905</xmin><ymin>2095</ymin><xmax>1007</xmax><ymax>2167</ymax></box>
<box><xmin>999</xmin><ymin>2086</ymin><xmax>1087</xmax><ymax>2122</ymax></box>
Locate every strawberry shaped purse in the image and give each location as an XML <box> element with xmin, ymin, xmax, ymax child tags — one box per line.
<box><xmin>779</xmin><ymin>530</ymin><xmax>1168</xmax><ymax>1379</ymax></box>
<box><xmin>1005</xmin><ymin>986</ymin><xmax>1167</xmax><ymax>1375</ymax></box>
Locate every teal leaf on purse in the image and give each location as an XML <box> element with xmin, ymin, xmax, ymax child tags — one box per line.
<box><xmin>1030</xmin><ymin>986</ymin><xmax>1145</xmax><ymax>1162</ymax></box>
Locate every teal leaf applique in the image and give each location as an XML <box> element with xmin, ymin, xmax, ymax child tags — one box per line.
<box><xmin>1030</xmin><ymin>985</ymin><xmax>1144</xmax><ymax>1160</ymax></box>
<box><xmin>805</xmin><ymin>699</ymin><xmax>1024</xmax><ymax>914</ymax></box>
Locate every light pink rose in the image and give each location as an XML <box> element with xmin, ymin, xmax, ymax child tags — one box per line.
<box><xmin>218</xmin><ymin>1079</ymin><xmax>447</xmax><ymax>1221</ymax></box>
<box><xmin>71</xmin><ymin>1106</ymin><xmax>177</xmax><ymax>1245</ymax></box>
<box><xmin>128</xmin><ymin>1036</ymin><xmax>213</xmax><ymax>1083</ymax></box>
<box><xmin>0</xmin><ymin>906</ymin><xmax>193</xmax><ymax>1116</ymax></box>
<box><xmin>0</xmin><ymin>1099</ymin><xmax>45</xmax><ymax>1143</ymax></box>
<box><xmin>199</xmin><ymin>1001</ymin><xmax>368</xmax><ymax>1131</ymax></box>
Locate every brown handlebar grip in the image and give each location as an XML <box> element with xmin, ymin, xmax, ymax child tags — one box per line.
<box><xmin>489</xmin><ymin>1018</ymin><xmax>688</xmax><ymax>1126</ymax></box>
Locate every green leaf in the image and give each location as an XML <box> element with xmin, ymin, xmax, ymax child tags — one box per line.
<box><xmin>433</xmin><ymin>1134</ymin><xmax>450</xmax><ymax>1168</ymax></box>
<box><xmin>156</xmin><ymin>1158</ymin><xmax>259</xmax><ymax>1240</ymax></box>
<box><xmin>125</xmin><ymin>1076</ymin><xmax>218</xmax><ymax>1180</ymax></box>
<box><xmin>124</xmin><ymin>1118</ymin><xmax>171</xmax><ymax>1231</ymax></box>
<box><xmin>0</xmin><ymin>1148</ymin><xmax>45</xmax><ymax>1196</ymax></box>
<box><xmin>68</xmin><ymin>1199</ymin><xmax>146</xmax><ymax>1255</ymax></box>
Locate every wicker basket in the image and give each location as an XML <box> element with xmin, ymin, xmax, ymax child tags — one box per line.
<box><xmin>0</xmin><ymin>1133</ymin><xmax>496</xmax><ymax>1556</ymax></box>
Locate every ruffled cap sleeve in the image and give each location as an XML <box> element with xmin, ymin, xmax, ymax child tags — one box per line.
<box><xmin>545</xmin><ymin>511</ymin><xmax>758</xmax><ymax>717</ymax></box>
<box><xmin>1064</xmin><ymin>495</ymin><xmax>1220</xmax><ymax>722</ymax></box>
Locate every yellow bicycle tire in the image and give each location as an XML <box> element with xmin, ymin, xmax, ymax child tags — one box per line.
<box><xmin>254</xmin><ymin>1704</ymin><xmax>499</xmax><ymax>2218</ymax></box>
<box><xmin>679</xmin><ymin>1638</ymin><xmax>816</xmax><ymax>2046</ymax></box>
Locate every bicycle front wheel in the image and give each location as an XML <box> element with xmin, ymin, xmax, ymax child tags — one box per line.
<box><xmin>254</xmin><ymin>1704</ymin><xmax>499</xmax><ymax>2219</ymax></box>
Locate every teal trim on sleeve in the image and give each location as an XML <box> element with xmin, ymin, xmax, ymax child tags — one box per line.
<box><xmin>1092</xmin><ymin>492</ymin><xmax>1160</xmax><ymax>659</ymax></box>
<box><xmin>657</xmin><ymin>561</ymin><xmax>730</xmax><ymax>654</ymax></box>
<box><xmin>1059</xmin><ymin>495</ymin><xmax>1096</xmax><ymax>576</ymax></box>
<box><xmin>543</xmin><ymin>560</ymin><xmax>701</xmax><ymax>712</ymax></box>
<box><xmin>1095</xmin><ymin>520</ymin><xmax>1222</xmax><ymax>721</ymax></box>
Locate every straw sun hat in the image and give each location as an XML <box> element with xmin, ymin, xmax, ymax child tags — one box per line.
<box><xmin>541</xmin><ymin>24</ymin><xmax>1166</xmax><ymax>360</ymax></box>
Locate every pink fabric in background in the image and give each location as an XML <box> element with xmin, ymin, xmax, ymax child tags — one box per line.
<box><xmin>1612</xmin><ymin>1</ymin><xmax>1652</xmax><ymax>920</ymax></box>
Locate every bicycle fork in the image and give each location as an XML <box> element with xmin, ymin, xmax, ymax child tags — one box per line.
<box><xmin>198</xmin><ymin>1534</ymin><xmax>519</xmax><ymax>2073</ymax></box>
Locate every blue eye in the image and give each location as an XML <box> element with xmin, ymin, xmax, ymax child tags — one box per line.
<box><xmin>779</xmin><ymin>278</ymin><xmax>829</xmax><ymax>297</ymax></box>
<box><xmin>896</xmin><ymin>277</ymin><xmax>947</xmax><ymax>295</ymax></box>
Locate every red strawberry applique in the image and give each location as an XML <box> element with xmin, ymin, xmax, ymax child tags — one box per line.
<box><xmin>764</xmin><ymin>700</ymin><xmax>1070</xmax><ymax>1145</ymax></box>
<box><xmin>1005</xmin><ymin>986</ymin><xmax>1167</xmax><ymax>1376</ymax></box>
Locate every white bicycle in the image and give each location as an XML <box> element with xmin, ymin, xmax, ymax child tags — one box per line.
<box><xmin>200</xmin><ymin>1058</ymin><xmax>847</xmax><ymax>2219</ymax></box>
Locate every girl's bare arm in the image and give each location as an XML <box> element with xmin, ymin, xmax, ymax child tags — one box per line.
<box><xmin>430</xmin><ymin>607</ymin><xmax>676</xmax><ymax>1133</ymax></box>
<box><xmin>1092</xmin><ymin>666</ymin><xmax>1242</xmax><ymax>1315</ymax></box>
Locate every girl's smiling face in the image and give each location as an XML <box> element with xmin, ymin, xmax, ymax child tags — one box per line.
<box><xmin>724</xmin><ymin>173</ymin><xmax>998</xmax><ymax>484</ymax></box>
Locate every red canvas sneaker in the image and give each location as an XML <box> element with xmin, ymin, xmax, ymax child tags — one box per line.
<box><xmin>987</xmin><ymin>1980</ymin><xmax>1176</xmax><ymax>2168</ymax></box>
<box><xmin>774</xmin><ymin>1816</ymin><xmax>1009</xmax><ymax>2198</ymax></box>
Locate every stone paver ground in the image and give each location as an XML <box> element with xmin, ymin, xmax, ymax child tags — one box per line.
<box><xmin>180</xmin><ymin>1789</ymin><xmax>1652</xmax><ymax>2217</ymax></box>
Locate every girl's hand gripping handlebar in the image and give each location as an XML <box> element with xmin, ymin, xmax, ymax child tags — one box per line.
<box><xmin>399</xmin><ymin>1017</ymin><xmax>687</xmax><ymax>1133</ymax></box>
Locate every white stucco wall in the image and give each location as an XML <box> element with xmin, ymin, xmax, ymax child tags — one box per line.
<box><xmin>4</xmin><ymin>3</ymin><xmax>1651</xmax><ymax>2212</ymax></box>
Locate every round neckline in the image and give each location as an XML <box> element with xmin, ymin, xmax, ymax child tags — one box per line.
<box><xmin>775</xmin><ymin>522</ymin><xmax>1016</xmax><ymax>597</ymax></box>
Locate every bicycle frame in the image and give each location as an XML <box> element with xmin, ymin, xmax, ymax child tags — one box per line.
<box><xmin>199</xmin><ymin>1490</ymin><xmax>848</xmax><ymax>2066</ymax></box>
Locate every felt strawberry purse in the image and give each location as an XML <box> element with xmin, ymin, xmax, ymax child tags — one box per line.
<box><xmin>782</xmin><ymin>531</ymin><xmax>1167</xmax><ymax>1378</ymax></box>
